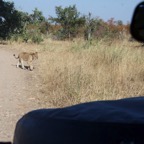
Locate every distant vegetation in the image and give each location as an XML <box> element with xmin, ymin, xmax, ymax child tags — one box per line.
<box><xmin>0</xmin><ymin>0</ymin><xmax>130</xmax><ymax>43</ymax></box>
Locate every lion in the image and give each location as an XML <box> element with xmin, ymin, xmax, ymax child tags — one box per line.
<box><xmin>13</xmin><ymin>52</ymin><xmax>38</xmax><ymax>71</ymax></box>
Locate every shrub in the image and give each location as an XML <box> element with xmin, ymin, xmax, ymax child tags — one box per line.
<box><xmin>31</xmin><ymin>34</ymin><xmax>43</xmax><ymax>44</ymax></box>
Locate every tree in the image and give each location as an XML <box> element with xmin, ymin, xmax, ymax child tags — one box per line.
<box><xmin>30</xmin><ymin>8</ymin><xmax>45</xmax><ymax>24</ymax></box>
<box><xmin>0</xmin><ymin>0</ymin><xmax>24</xmax><ymax>39</ymax></box>
<box><xmin>84</xmin><ymin>13</ymin><xmax>97</xmax><ymax>40</ymax></box>
<box><xmin>49</xmin><ymin>5</ymin><xmax>85</xmax><ymax>40</ymax></box>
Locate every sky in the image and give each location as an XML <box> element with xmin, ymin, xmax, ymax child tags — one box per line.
<box><xmin>9</xmin><ymin>0</ymin><xmax>142</xmax><ymax>24</ymax></box>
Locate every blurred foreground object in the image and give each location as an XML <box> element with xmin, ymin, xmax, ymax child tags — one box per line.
<box><xmin>0</xmin><ymin>142</ymin><xmax>11</xmax><ymax>144</ymax></box>
<box><xmin>131</xmin><ymin>1</ymin><xmax>144</xmax><ymax>42</ymax></box>
<box><xmin>13</xmin><ymin>97</ymin><xmax>144</xmax><ymax>144</ymax></box>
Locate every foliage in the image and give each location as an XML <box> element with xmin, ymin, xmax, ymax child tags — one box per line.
<box><xmin>0</xmin><ymin>0</ymin><xmax>25</xmax><ymax>39</ymax></box>
<box><xmin>29</xmin><ymin>8</ymin><xmax>46</xmax><ymax>24</ymax></box>
<box><xmin>39</xmin><ymin>22</ymin><xmax>50</xmax><ymax>35</ymax></box>
<box><xmin>0</xmin><ymin>1</ymin><xmax>46</xmax><ymax>43</ymax></box>
<box><xmin>21</xmin><ymin>27</ymin><xmax>44</xmax><ymax>44</ymax></box>
<box><xmin>91</xmin><ymin>18</ymin><xmax>129</xmax><ymax>40</ymax></box>
<box><xmin>23</xmin><ymin>8</ymin><xmax>48</xmax><ymax>43</ymax></box>
<box><xmin>31</xmin><ymin>32</ymin><xmax>44</xmax><ymax>44</ymax></box>
<box><xmin>0</xmin><ymin>0</ymin><xmax>129</xmax><ymax>43</ymax></box>
<box><xmin>49</xmin><ymin>5</ymin><xmax>85</xmax><ymax>40</ymax></box>
<box><xmin>84</xmin><ymin>13</ymin><xmax>104</xmax><ymax>40</ymax></box>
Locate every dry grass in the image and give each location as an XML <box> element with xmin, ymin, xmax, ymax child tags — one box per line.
<box><xmin>6</xmin><ymin>38</ymin><xmax>144</xmax><ymax>107</ymax></box>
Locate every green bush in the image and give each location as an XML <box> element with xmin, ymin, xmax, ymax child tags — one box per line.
<box><xmin>31</xmin><ymin>34</ymin><xmax>43</xmax><ymax>44</ymax></box>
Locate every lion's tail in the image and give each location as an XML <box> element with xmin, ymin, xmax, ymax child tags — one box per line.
<box><xmin>13</xmin><ymin>54</ymin><xmax>19</xmax><ymax>59</ymax></box>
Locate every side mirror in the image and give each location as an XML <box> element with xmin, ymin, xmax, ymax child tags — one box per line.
<box><xmin>131</xmin><ymin>2</ymin><xmax>144</xmax><ymax>42</ymax></box>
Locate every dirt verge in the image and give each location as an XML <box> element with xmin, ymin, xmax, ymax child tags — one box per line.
<box><xmin>0</xmin><ymin>45</ymin><xmax>42</xmax><ymax>141</ymax></box>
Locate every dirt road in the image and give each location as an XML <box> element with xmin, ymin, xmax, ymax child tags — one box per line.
<box><xmin>0</xmin><ymin>46</ymin><xmax>42</xmax><ymax>141</ymax></box>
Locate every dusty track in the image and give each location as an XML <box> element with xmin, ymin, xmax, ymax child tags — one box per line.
<box><xmin>0</xmin><ymin>46</ymin><xmax>42</xmax><ymax>141</ymax></box>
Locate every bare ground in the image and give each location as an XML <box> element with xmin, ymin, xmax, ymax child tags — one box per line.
<box><xmin>0</xmin><ymin>45</ymin><xmax>43</xmax><ymax>141</ymax></box>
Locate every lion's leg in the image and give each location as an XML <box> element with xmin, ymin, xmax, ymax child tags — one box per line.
<box><xmin>16</xmin><ymin>62</ymin><xmax>19</xmax><ymax>68</ymax></box>
<box><xmin>30</xmin><ymin>65</ymin><xmax>33</xmax><ymax>71</ymax></box>
<box><xmin>21</xmin><ymin>60</ymin><xmax>25</xmax><ymax>69</ymax></box>
<box><xmin>16</xmin><ymin>60</ymin><xmax>20</xmax><ymax>68</ymax></box>
<box><xmin>28</xmin><ymin>61</ymin><xmax>33</xmax><ymax>71</ymax></box>
<box><xmin>29</xmin><ymin>64</ymin><xmax>33</xmax><ymax>71</ymax></box>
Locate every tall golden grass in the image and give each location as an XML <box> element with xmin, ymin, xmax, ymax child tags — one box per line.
<box><xmin>34</xmin><ymin>39</ymin><xmax>144</xmax><ymax>107</ymax></box>
<box><xmin>8</xmin><ymin>38</ymin><xmax>144</xmax><ymax>107</ymax></box>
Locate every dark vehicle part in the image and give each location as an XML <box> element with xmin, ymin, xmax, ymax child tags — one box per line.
<box><xmin>13</xmin><ymin>97</ymin><xmax>144</xmax><ymax>144</ymax></box>
<box><xmin>0</xmin><ymin>142</ymin><xmax>11</xmax><ymax>144</ymax></box>
<box><xmin>131</xmin><ymin>1</ymin><xmax>144</xmax><ymax>42</ymax></box>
